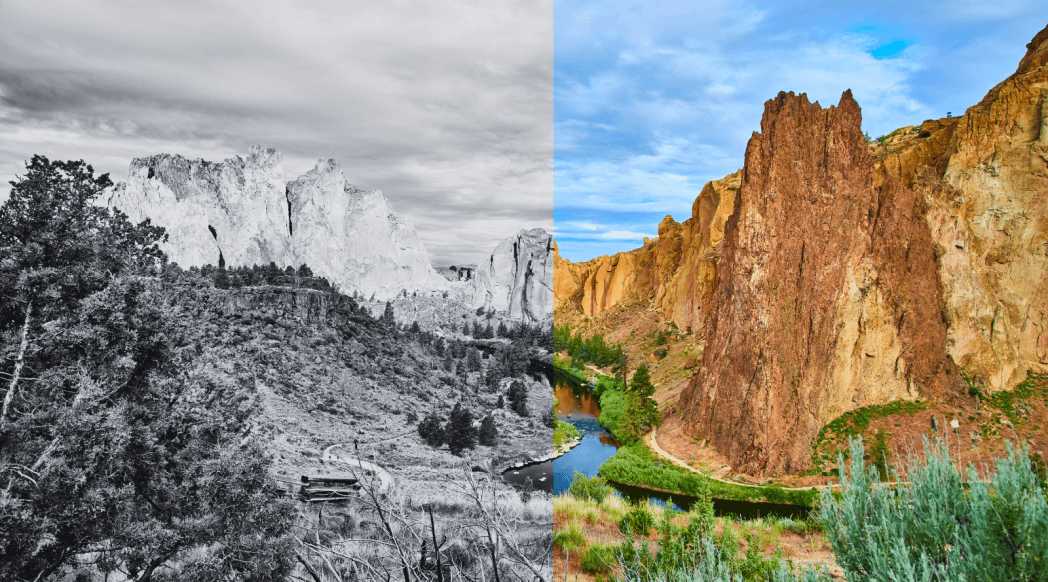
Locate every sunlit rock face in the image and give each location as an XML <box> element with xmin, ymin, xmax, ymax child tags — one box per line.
<box><xmin>555</xmin><ymin>24</ymin><xmax>1048</xmax><ymax>477</ymax></box>
<box><xmin>472</xmin><ymin>228</ymin><xmax>554</xmax><ymax>323</ymax></box>
<box><xmin>105</xmin><ymin>146</ymin><xmax>448</xmax><ymax>300</ymax></box>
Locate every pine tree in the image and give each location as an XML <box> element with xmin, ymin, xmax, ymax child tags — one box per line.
<box><xmin>382</xmin><ymin>301</ymin><xmax>396</xmax><ymax>327</ymax></box>
<box><xmin>418</xmin><ymin>413</ymin><xmax>445</xmax><ymax>448</ymax></box>
<box><xmin>508</xmin><ymin>380</ymin><xmax>528</xmax><ymax>417</ymax></box>
<box><xmin>479</xmin><ymin>414</ymin><xmax>498</xmax><ymax>446</ymax></box>
<box><xmin>444</xmin><ymin>402</ymin><xmax>477</xmax><ymax>455</ymax></box>
<box><xmin>630</xmin><ymin>364</ymin><xmax>660</xmax><ymax>428</ymax></box>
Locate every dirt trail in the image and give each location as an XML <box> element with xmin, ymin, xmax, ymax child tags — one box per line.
<box><xmin>323</xmin><ymin>444</ymin><xmax>393</xmax><ymax>494</ymax></box>
<box><xmin>648</xmin><ymin>426</ymin><xmax>839</xmax><ymax>492</ymax></box>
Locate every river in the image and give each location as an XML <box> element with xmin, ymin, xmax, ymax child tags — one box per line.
<box><xmin>521</xmin><ymin>370</ymin><xmax>809</xmax><ymax>519</ymax></box>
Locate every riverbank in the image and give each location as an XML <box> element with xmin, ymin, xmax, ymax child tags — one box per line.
<box><xmin>554</xmin><ymin>357</ymin><xmax>819</xmax><ymax>508</ymax></box>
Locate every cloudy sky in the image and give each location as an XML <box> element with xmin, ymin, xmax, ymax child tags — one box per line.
<box><xmin>554</xmin><ymin>1</ymin><xmax>1047</xmax><ymax>261</ymax></box>
<box><xmin>0</xmin><ymin>0</ymin><xmax>552</xmax><ymax>266</ymax></box>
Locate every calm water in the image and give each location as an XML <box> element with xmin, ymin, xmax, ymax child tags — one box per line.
<box><xmin>538</xmin><ymin>371</ymin><xmax>809</xmax><ymax>518</ymax></box>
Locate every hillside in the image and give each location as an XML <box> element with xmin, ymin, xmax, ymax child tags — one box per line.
<box><xmin>153</xmin><ymin>264</ymin><xmax>555</xmax><ymax>497</ymax></box>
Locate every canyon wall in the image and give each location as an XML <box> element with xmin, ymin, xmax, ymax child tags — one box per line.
<box><xmin>555</xmin><ymin>24</ymin><xmax>1048</xmax><ymax>475</ymax></box>
<box><xmin>105</xmin><ymin>146</ymin><xmax>449</xmax><ymax>301</ymax></box>
<box><xmin>553</xmin><ymin>171</ymin><xmax>739</xmax><ymax>333</ymax></box>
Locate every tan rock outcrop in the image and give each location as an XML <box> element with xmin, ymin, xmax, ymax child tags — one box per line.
<box><xmin>553</xmin><ymin>171</ymin><xmax>739</xmax><ymax>332</ymax></box>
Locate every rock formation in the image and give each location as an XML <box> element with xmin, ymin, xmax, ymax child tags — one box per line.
<box><xmin>553</xmin><ymin>171</ymin><xmax>739</xmax><ymax>333</ymax></box>
<box><xmin>472</xmin><ymin>228</ymin><xmax>554</xmax><ymax>323</ymax></box>
<box><xmin>554</xmin><ymin>23</ymin><xmax>1048</xmax><ymax>476</ymax></box>
<box><xmin>105</xmin><ymin>146</ymin><xmax>449</xmax><ymax>300</ymax></box>
<box><xmin>678</xmin><ymin>90</ymin><xmax>961</xmax><ymax>475</ymax></box>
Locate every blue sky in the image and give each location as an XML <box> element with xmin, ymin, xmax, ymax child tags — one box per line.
<box><xmin>553</xmin><ymin>1</ymin><xmax>1047</xmax><ymax>261</ymax></box>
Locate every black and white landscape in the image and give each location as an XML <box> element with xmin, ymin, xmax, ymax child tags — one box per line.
<box><xmin>0</xmin><ymin>2</ymin><xmax>554</xmax><ymax>581</ymax></box>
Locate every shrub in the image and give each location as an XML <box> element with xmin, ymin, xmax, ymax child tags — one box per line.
<box><xmin>820</xmin><ymin>436</ymin><xmax>1048</xmax><ymax>582</ymax></box>
<box><xmin>580</xmin><ymin>544</ymin><xmax>617</xmax><ymax>574</ymax></box>
<box><xmin>618</xmin><ymin>504</ymin><xmax>655</xmax><ymax>536</ymax></box>
<box><xmin>569</xmin><ymin>472</ymin><xmax>614</xmax><ymax>504</ymax></box>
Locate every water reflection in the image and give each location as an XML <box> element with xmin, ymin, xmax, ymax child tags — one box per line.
<box><xmin>547</xmin><ymin>371</ymin><xmax>809</xmax><ymax>518</ymax></box>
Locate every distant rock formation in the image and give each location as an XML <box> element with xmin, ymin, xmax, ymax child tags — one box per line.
<box><xmin>553</xmin><ymin>171</ymin><xmax>738</xmax><ymax>334</ymax></box>
<box><xmin>105</xmin><ymin>146</ymin><xmax>449</xmax><ymax>300</ymax></box>
<box><xmin>472</xmin><ymin>228</ymin><xmax>553</xmax><ymax>323</ymax></box>
<box><xmin>554</xmin><ymin>23</ymin><xmax>1048</xmax><ymax>476</ymax></box>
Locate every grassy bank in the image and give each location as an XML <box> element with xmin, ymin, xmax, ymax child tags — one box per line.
<box><xmin>600</xmin><ymin>442</ymin><xmax>819</xmax><ymax>508</ymax></box>
<box><xmin>553</xmin><ymin>356</ymin><xmax>590</xmax><ymax>385</ymax></box>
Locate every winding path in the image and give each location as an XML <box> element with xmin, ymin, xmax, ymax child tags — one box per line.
<box><xmin>648</xmin><ymin>426</ymin><xmax>839</xmax><ymax>492</ymax></box>
<box><xmin>322</xmin><ymin>444</ymin><xmax>394</xmax><ymax>494</ymax></box>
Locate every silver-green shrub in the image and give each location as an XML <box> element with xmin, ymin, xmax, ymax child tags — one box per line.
<box><xmin>820</xmin><ymin>436</ymin><xmax>1048</xmax><ymax>582</ymax></box>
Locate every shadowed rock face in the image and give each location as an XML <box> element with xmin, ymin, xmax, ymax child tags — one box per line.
<box><xmin>105</xmin><ymin>147</ymin><xmax>449</xmax><ymax>301</ymax></box>
<box><xmin>473</xmin><ymin>228</ymin><xmax>554</xmax><ymax>323</ymax></box>
<box><xmin>555</xmin><ymin>24</ymin><xmax>1048</xmax><ymax>476</ymax></box>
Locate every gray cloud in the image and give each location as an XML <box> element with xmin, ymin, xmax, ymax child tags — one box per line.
<box><xmin>0</xmin><ymin>0</ymin><xmax>553</xmax><ymax>265</ymax></box>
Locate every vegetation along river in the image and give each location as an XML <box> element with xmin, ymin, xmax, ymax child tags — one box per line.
<box><xmin>540</xmin><ymin>370</ymin><xmax>808</xmax><ymax>519</ymax></box>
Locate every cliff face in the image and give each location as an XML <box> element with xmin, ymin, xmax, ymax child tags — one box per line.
<box><xmin>555</xmin><ymin>24</ymin><xmax>1048</xmax><ymax>476</ymax></box>
<box><xmin>286</xmin><ymin>158</ymin><xmax>450</xmax><ymax>300</ymax></box>
<box><xmin>677</xmin><ymin>90</ymin><xmax>960</xmax><ymax>475</ymax></box>
<box><xmin>105</xmin><ymin>146</ymin><xmax>449</xmax><ymax>301</ymax></box>
<box><xmin>472</xmin><ymin>228</ymin><xmax>554</xmax><ymax>323</ymax></box>
<box><xmin>553</xmin><ymin>171</ymin><xmax>739</xmax><ymax>333</ymax></box>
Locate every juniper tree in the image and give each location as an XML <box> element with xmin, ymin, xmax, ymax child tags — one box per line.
<box><xmin>444</xmin><ymin>402</ymin><xmax>477</xmax><ymax>455</ymax></box>
<box><xmin>0</xmin><ymin>157</ymin><xmax>295</xmax><ymax>580</ymax></box>
<box><xmin>479</xmin><ymin>414</ymin><xmax>498</xmax><ymax>446</ymax></box>
<box><xmin>508</xmin><ymin>380</ymin><xmax>528</xmax><ymax>417</ymax></box>
<box><xmin>418</xmin><ymin>412</ymin><xmax>445</xmax><ymax>448</ymax></box>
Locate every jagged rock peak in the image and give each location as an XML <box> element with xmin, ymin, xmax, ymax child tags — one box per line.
<box><xmin>106</xmin><ymin>146</ymin><xmax>449</xmax><ymax>301</ymax></box>
<box><xmin>472</xmin><ymin>228</ymin><xmax>553</xmax><ymax>323</ymax></box>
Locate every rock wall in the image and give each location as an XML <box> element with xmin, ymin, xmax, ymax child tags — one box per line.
<box><xmin>554</xmin><ymin>24</ymin><xmax>1048</xmax><ymax>476</ymax></box>
<box><xmin>677</xmin><ymin>90</ymin><xmax>961</xmax><ymax>475</ymax></box>
<box><xmin>472</xmin><ymin>228</ymin><xmax>554</xmax><ymax>323</ymax></box>
<box><xmin>553</xmin><ymin>171</ymin><xmax>738</xmax><ymax>333</ymax></box>
<box><xmin>105</xmin><ymin>146</ymin><xmax>449</xmax><ymax>301</ymax></box>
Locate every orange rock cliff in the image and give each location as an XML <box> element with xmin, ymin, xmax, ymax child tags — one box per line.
<box><xmin>553</xmin><ymin>24</ymin><xmax>1048</xmax><ymax>475</ymax></box>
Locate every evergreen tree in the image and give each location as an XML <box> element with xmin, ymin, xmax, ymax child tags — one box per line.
<box><xmin>466</xmin><ymin>347</ymin><xmax>482</xmax><ymax>372</ymax></box>
<box><xmin>629</xmin><ymin>364</ymin><xmax>660</xmax><ymax>428</ymax></box>
<box><xmin>479</xmin><ymin>414</ymin><xmax>498</xmax><ymax>446</ymax></box>
<box><xmin>297</xmin><ymin>263</ymin><xmax>313</xmax><ymax>277</ymax></box>
<box><xmin>444</xmin><ymin>402</ymin><xmax>477</xmax><ymax>455</ymax></box>
<box><xmin>496</xmin><ymin>394</ymin><xmax>505</xmax><ymax>408</ymax></box>
<box><xmin>418</xmin><ymin>412</ymin><xmax>445</xmax><ymax>448</ymax></box>
<box><xmin>382</xmin><ymin>301</ymin><xmax>395</xmax><ymax>327</ymax></box>
<box><xmin>508</xmin><ymin>380</ymin><xmax>528</xmax><ymax>417</ymax></box>
<box><xmin>0</xmin><ymin>157</ymin><xmax>295</xmax><ymax>580</ymax></box>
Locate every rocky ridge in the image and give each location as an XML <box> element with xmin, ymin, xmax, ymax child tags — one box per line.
<box><xmin>554</xmin><ymin>24</ymin><xmax>1048</xmax><ymax>475</ymax></box>
<box><xmin>105</xmin><ymin>147</ymin><xmax>450</xmax><ymax>301</ymax></box>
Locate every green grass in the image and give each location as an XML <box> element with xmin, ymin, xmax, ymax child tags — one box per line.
<box><xmin>599</xmin><ymin>442</ymin><xmax>817</xmax><ymax>507</ymax></box>
<box><xmin>985</xmin><ymin>370</ymin><xmax>1048</xmax><ymax>425</ymax></box>
<box><xmin>808</xmin><ymin>399</ymin><xmax>930</xmax><ymax>474</ymax></box>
